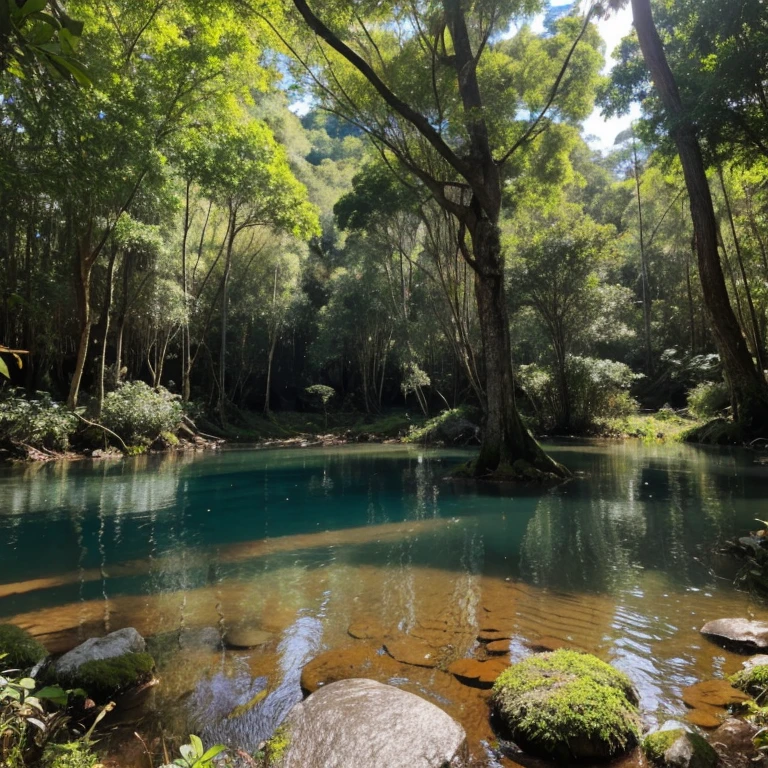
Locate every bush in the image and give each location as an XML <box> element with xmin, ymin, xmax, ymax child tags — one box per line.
<box><xmin>687</xmin><ymin>380</ymin><xmax>730</xmax><ymax>420</ymax></box>
<box><xmin>0</xmin><ymin>624</ymin><xmax>47</xmax><ymax>670</ymax></box>
<box><xmin>100</xmin><ymin>382</ymin><xmax>182</xmax><ymax>446</ymax></box>
<box><xmin>0</xmin><ymin>392</ymin><xmax>77</xmax><ymax>452</ymax></box>
<box><xmin>519</xmin><ymin>357</ymin><xmax>639</xmax><ymax>434</ymax></box>
<box><xmin>406</xmin><ymin>407</ymin><xmax>480</xmax><ymax>445</ymax></box>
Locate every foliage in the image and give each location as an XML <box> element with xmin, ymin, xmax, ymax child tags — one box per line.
<box><xmin>0</xmin><ymin>626</ymin><xmax>47</xmax><ymax>671</ymax></box>
<box><xmin>100</xmin><ymin>383</ymin><xmax>182</xmax><ymax>447</ymax></box>
<box><xmin>643</xmin><ymin>729</ymin><xmax>717</xmax><ymax>768</ymax></box>
<box><xmin>61</xmin><ymin>653</ymin><xmax>155</xmax><ymax>702</ymax></box>
<box><xmin>731</xmin><ymin>665</ymin><xmax>768</xmax><ymax>702</ymax></box>
<box><xmin>687</xmin><ymin>381</ymin><xmax>730</xmax><ymax>420</ymax></box>
<box><xmin>406</xmin><ymin>407</ymin><xmax>480</xmax><ymax>446</ymax></box>
<box><xmin>167</xmin><ymin>734</ymin><xmax>226</xmax><ymax>768</ymax></box>
<box><xmin>0</xmin><ymin>393</ymin><xmax>78</xmax><ymax>452</ymax></box>
<box><xmin>519</xmin><ymin>357</ymin><xmax>639</xmax><ymax>434</ymax></box>
<box><xmin>492</xmin><ymin>650</ymin><xmax>640</xmax><ymax>761</ymax></box>
<box><xmin>40</xmin><ymin>740</ymin><xmax>99</xmax><ymax>768</ymax></box>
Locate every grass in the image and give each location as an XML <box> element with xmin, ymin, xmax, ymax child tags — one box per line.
<box><xmin>601</xmin><ymin>410</ymin><xmax>703</xmax><ymax>443</ymax></box>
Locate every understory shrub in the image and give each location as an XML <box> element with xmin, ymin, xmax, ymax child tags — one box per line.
<box><xmin>519</xmin><ymin>357</ymin><xmax>639</xmax><ymax>434</ymax></box>
<box><xmin>0</xmin><ymin>391</ymin><xmax>77</xmax><ymax>451</ymax></box>
<box><xmin>687</xmin><ymin>380</ymin><xmax>730</xmax><ymax>420</ymax></box>
<box><xmin>0</xmin><ymin>624</ymin><xmax>47</xmax><ymax>670</ymax></box>
<box><xmin>100</xmin><ymin>382</ymin><xmax>183</xmax><ymax>446</ymax></box>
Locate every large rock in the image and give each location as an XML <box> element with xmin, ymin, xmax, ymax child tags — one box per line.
<box><xmin>710</xmin><ymin>718</ymin><xmax>768</xmax><ymax>768</ymax></box>
<box><xmin>643</xmin><ymin>729</ymin><xmax>718</xmax><ymax>768</ymax></box>
<box><xmin>55</xmin><ymin>627</ymin><xmax>145</xmax><ymax>676</ymax></box>
<box><xmin>491</xmin><ymin>650</ymin><xmax>640</xmax><ymax>762</ymax></box>
<box><xmin>701</xmin><ymin>619</ymin><xmax>768</xmax><ymax>653</ymax></box>
<box><xmin>272</xmin><ymin>678</ymin><xmax>468</xmax><ymax>768</ymax></box>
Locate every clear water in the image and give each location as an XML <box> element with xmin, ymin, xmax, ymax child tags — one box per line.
<box><xmin>1</xmin><ymin>441</ymin><xmax>767</xmax><ymax>763</ymax></box>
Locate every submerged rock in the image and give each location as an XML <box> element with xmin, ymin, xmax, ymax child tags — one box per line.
<box><xmin>447</xmin><ymin>658</ymin><xmax>508</xmax><ymax>689</ymax></box>
<box><xmin>0</xmin><ymin>624</ymin><xmax>47</xmax><ymax>670</ymax></box>
<box><xmin>55</xmin><ymin>627</ymin><xmax>145</xmax><ymax>676</ymax></box>
<box><xmin>643</xmin><ymin>728</ymin><xmax>718</xmax><ymax>768</ymax></box>
<box><xmin>300</xmin><ymin>645</ymin><xmax>402</xmax><ymax>695</ymax></box>
<box><xmin>700</xmin><ymin>618</ymin><xmax>768</xmax><ymax>653</ymax></box>
<box><xmin>491</xmin><ymin>650</ymin><xmax>640</xmax><ymax>762</ymax></box>
<box><xmin>383</xmin><ymin>637</ymin><xmax>438</xmax><ymax>668</ymax></box>
<box><xmin>223</xmin><ymin>622</ymin><xmax>273</xmax><ymax>650</ymax></box>
<box><xmin>273</xmin><ymin>678</ymin><xmax>468</xmax><ymax>768</ymax></box>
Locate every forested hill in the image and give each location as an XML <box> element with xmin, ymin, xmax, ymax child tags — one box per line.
<box><xmin>1</xmin><ymin>0</ymin><xmax>766</xmax><ymax>456</ymax></box>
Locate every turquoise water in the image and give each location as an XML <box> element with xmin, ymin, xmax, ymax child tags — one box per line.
<box><xmin>2</xmin><ymin>440</ymin><xmax>768</xmax><ymax>758</ymax></box>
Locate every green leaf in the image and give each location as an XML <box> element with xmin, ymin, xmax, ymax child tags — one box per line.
<box><xmin>200</xmin><ymin>745</ymin><xmax>226</xmax><ymax>764</ymax></box>
<box><xmin>59</xmin><ymin>27</ymin><xmax>77</xmax><ymax>54</ymax></box>
<box><xmin>18</xmin><ymin>0</ymin><xmax>47</xmax><ymax>19</ymax></box>
<box><xmin>19</xmin><ymin>677</ymin><xmax>36</xmax><ymax>689</ymax></box>
<box><xmin>0</xmin><ymin>357</ymin><xmax>10</xmax><ymax>379</ymax></box>
<box><xmin>35</xmin><ymin>686</ymin><xmax>69</xmax><ymax>706</ymax></box>
<box><xmin>189</xmin><ymin>735</ymin><xmax>203</xmax><ymax>757</ymax></box>
<box><xmin>47</xmin><ymin>53</ymin><xmax>91</xmax><ymax>86</ymax></box>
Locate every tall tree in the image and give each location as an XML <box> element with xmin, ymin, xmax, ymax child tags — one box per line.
<box><xmin>273</xmin><ymin>0</ymin><xmax>604</xmax><ymax>478</ymax></box>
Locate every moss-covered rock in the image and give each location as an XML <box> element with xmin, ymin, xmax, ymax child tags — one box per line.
<box><xmin>643</xmin><ymin>729</ymin><xmax>718</xmax><ymax>768</ymax></box>
<box><xmin>61</xmin><ymin>652</ymin><xmax>155</xmax><ymax>701</ymax></box>
<box><xmin>491</xmin><ymin>650</ymin><xmax>640</xmax><ymax>761</ymax></box>
<box><xmin>0</xmin><ymin>623</ymin><xmax>47</xmax><ymax>670</ymax></box>
<box><xmin>730</xmin><ymin>664</ymin><xmax>768</xmax><ymax>698</ymax></box>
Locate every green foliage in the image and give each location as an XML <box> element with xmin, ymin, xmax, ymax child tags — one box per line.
<box><xmin>62</xmin><ymin>652</ymin><xmax>155</xmax><ymax>702</ymax></box>
<box><xmin>100</xmin><ymin>383</ymin><xmax>182</xmax><ymax>446</ymax></box>
<box><xmin>731</xmin><ymin>665</ymin><xmax>768</xmax><ymax>701</ymax></box>
<box><xmin>0</xmin><ymin>393</ymin><xmax>77</xmax><ymax>452</ymax></box>
<box><xmin>406</xmin><ymin>407</ymin><xmax>479</xmax><ymax>445</ymax></box>
<box><xmin>687</xmin><ymin>381</ymin><xmax>730</xmax><ymax>420</ymax></box>
<box><xmin>643</xmin><ymin>729</ymin><xmax>717</xmax><ymax>768</ymax></box>
<box><xmin>171</xmin><ymin>735</ymin><xmax>226</xmax><ymax>768</ymax></box>
<box><xmin>519</xmin><ymin>357</ymin><xmax>639</xmax><ymax>434</ymax></box>
<box><xmin>41</xmin><ymin>741</ymin><xmax>98</xmax><ymax>768</ymax></box>
<box><xmin>492</xmin><ymin>650</ymin><xmax>640</xmax><ymax>761</ymax></box>
<box><xmin>263</xmin><ymin>726</ymin><xmax>290</xmax><ymax>763</ymax></box>
<box><xmin>0</xmin><ymin>625</ymin><xmax>47</xmax><ymax>670</ymax></box>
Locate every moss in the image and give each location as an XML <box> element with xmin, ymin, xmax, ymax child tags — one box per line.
<box><xmin>264</xmin><ymin>726</ymin><xmax>290</xmax><ymax>763</ymax></box>
<box><xmin>643</xmin><ymin>729</ymin><xmax>718</xmax><ymax>768</ymax></box>
<box><xmin>731</xmin><ymin>664</ymin><xmax>768</xmax><ymax>699</ymax></box>
<box><xmin>0</xmin><ymin>624</ymin><xmax>47</xmax><ymax>670</ymax></box>
<box><xmin>492</xmin><ymin>650</ymin><xmax>640</xmax><ymax>761</ymax></box>
<box><xmin>63</xmin><ymin>652</ymin><xmax>155</xmax><ymax>701</ymax></box>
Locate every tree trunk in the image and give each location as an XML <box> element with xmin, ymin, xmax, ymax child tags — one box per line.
<box><xmin>94</xmin><ymin>245</ymin><xmax>119</xmax><ymax>419</ymax></box>
<box><xmin>632</xmin><ymin>0</ymin><xmax>768</xmax><ymax>432</ymax></box>
<box><xmin>632</xmin><ymin>132</ymin><xmax>653</xmax><ymax>375</ymax></box>
<box><xmin>471</xmin><ymin>218</ymin><xmax>567</xmax><ymax>477</ymax></box>
<box><xmin>218</xmin><ymin>210</ymin><xmax>236</xmax><ymax>418</ymax></box>
<box><xmin>68</xmin><ymin>243</ymin><xmax>93</xmax><ymax>409</ymax></box>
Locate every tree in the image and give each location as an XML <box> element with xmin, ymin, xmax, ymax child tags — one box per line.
<box><xmin>274</xmin><ymin>0</ymin><xmax>604</xmax><ymax>478</ymax></box>
<box><xmin>624</xmin><ymin>0</ymin><xmax>768</xmax><ymax>431</ymax></box>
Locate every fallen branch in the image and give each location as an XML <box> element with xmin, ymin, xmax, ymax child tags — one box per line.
<box><xmin>73</xmin><ymin>413</ymin><xmax>129</xmax><ymax>452</ymax></box>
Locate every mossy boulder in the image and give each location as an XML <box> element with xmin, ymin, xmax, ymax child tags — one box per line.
<box><xmin>61</xmin><ymin>652</ymin><xmax>155</xmax><ymax>702</ymax></box>
<box><xmin>491</xmin><ymin>650</ymin><xmax>640</xmax><ymax>762</ymax></box>
<box><xmin>643</xmin><ymin>729</ymin><xmax>718</xmax><ymax>768</ymax></box>
<box><xmin>0</xmin><ymin>623</ymin><xmax>47</xmax><ymax>670</ymax></box>
<box><xmin>730</xmin><ymin>663</ymin><xmax>768</xmax><ymax>698</ymax></box>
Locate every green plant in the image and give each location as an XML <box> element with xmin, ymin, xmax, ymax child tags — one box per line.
<box><xmin>305</xmin><ymin>385</ymin><xmax>335</xmax><ymax>429</ymax></box>
<box><xmin>100</xmin><ymin>383</ymin><xmax>182</xmax><ymax>446</ymax></box>
<box><xmin>0</xmin><ymin>393</ymin><xmax>77</xmax><ymax>452</ymax></box>
<box><xmin>0</xmin><ymin>626</ymin><xmax>47</xmax><ymax>671</ymax></box>
<box><xmin>731</xmin><ymin>665</ymin><xmax>768</xmax><ymax>701</ymax></box>
<box><xmin>41</xmin><ymin>740</ymin><xmax>99</xmax><ymax>768</ymax></box>
<box><xmin>171</xmin><ymin>735</ymin><xmax>226</xmax><ymax>768</ymax></box>
<box><xmin>62</xmin><ymin>653</ymin><xmax>155</xmax><ymax>702</ymax></box>
<box><xmin>687</xmin><ymin>380</ymin><xmax>730</xmax><ymax>420</ymax></box>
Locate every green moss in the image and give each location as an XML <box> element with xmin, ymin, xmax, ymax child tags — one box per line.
<box><xmin>643</xmin><ymin>729</ymin><xmax>718</xmax><ymax>768</ymax></box>
<box><xmin>492</xmin><ymin>650</ymin><xmax>640</xmax><ymax>761</ymax></box>
<box><xmin>731</xmin><ymin>664</ymin><xmax>768</xmax><ymax>699</ymax></box>
<box><xmin>265</xmin><ymin>726</ymin><xmax>290</xmax><ymax>763</ymax></box>
<box><xmin>0</xmin><ymin>623</ymin><xmax>47</xmax><ymax>670</ymax></box>
<box><xmin>63</xmin><ymin>652</ymin><xmax>155</xmax><ymax>701</ymax></box>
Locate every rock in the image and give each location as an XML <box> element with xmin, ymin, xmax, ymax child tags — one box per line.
<box><xmin>685</xmin><ymin>710</ymin><xmax>724</xmax><ymax>729</ymax></box>
<box><xmin>701</xmin><ymin>618</ymin><xmax>768</xmax><ymax>653</ymax></box>
<box><xmin>491</xmin><ymin>650</ymin><xmax>640</xmax><ymax>761</ymax></box>
<box><xmin>682</xmin><ymin>680</ymin><xmax>750</xmax><ymax>731</ymax></box>
<box><xmin>347</xmin><ymin>620</ymin><xmax>386</xmax><ymax>640</ymax></box>
<box><xmin>743</xmin><ymin>654</ymin><xmax>768</xmax><ymax>671</ymax></box>
<box><xmin>300</xmin><ymin>645</ymin><xmax>402</xmax><ymax>695</ymax></box>
<box><xmin>447</xmin><ymin>658</ymin><xmax>508</xmax><ymax>688</ymax></box>
<box><xmin>384</xmin><ymin>637</ymin><xmax>438</xmax><ymax>668</ymax></box>
<box><xmin>643</xmin><ymin>729</ymin><xmax>718</xmax><ymax>768</ymax></box>
<box><xmin>273</xmin><ymin>678</ymin><xmax>468</xmax><ymax>768</ymax></box>
<box><xmin>55</xmin><ymin>627</ymin><xmax>145</xmax><ymax>676</ymax></box>
<box><xmin>223</xmin><ymin>623</ymin><xmax>273</xmax><ymax>649</ymax></box>
<box><xmin>62</xmin><ymin>652</ymin><xmax>155</xmax><ymax>702</ymax></box>
<box><xmin>730</xmin><ymin>661</ymin><xmax>768</xmax><ymax>697</ymax></box>
<box><xmin>0</xmin><ymin>624</ymin><xmax>47</xmax><ymax>670</ymax></box>
<box><xmin>485</xmin><ymin>639</ymin><xmax>510</xmax><ymax>655</ymax></box>
<box><xmin>710</xmin><ymin>718</ymin><xmax>768</xmax><ymax>768</ymax></box>
<box><xmin>477</xmin><ymin>630</ymin><xmax>511</xmax><ymax>642</ymax></box>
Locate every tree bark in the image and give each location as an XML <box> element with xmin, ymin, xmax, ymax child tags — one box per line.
<box><xmin>632</xmin><ymin>0</ymin><xmax>768</xmax><ymax>432</ymax></box>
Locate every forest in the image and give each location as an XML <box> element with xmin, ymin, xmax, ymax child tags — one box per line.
<box><xmin>4</xmin><ymin>3</ymin><xmax>768</xmax><ymax>768</ymax></box>
<box><xmin>1</xmin><ymin>0</ymin><xmax>766</xmax><ymax>473</ymax></box>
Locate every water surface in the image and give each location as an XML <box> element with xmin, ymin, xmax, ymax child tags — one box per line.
<box><xmin>2</xmin><ymin>442</ymin><xmax>767</xmax><ymax>764</ymax></box>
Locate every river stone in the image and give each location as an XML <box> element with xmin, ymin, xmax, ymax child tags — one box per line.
<box><xmin>300</xmin><ymin>645</ymin><xmax>402</xmax><ymax>695</ymax></box>
<box><xmin>223</xmin><ymin>623</ymin><xmax>273</xmax><ymax>649</ymax></box>
<box><xmin>710</xmin><ymin>718</ymin><xmax>768</xmax><ymax>768</ymax></box>
<box><xmin>485</xmin><ymin>639</ymin><xmax>510</xmax><ymax>655</ymax></box>
<box><xmin>743</xmin><ymin>654</ymin><xmax>768</xmax><ymax>671</ymax></box>
<box><xmin>274</xmin><ymin>678</ymin><xmax>468</xmax><ymax>768</ymax></box>
<box><xmin>643</xmin><ymin>728</ymin><xmax>718</xmax><ymax>768</ymax></box>
<box><xmin>448</xmin><ymin>658</ymin><xmax>507</xmax><ymax>688</ymax></box>
<box><xmin>55</xmin><ymin>627</ymin><xmax>145</xmax><ymax>676</ymax></box>
<box><xmin>383</xmin><ymin>637</ymin><xmax>438</xmax><ymax>668</ymax></box>
<box><xmin>701</xmin><ymin>618</ymin><xmax>768</xmax><ymax>653</ymax></box>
